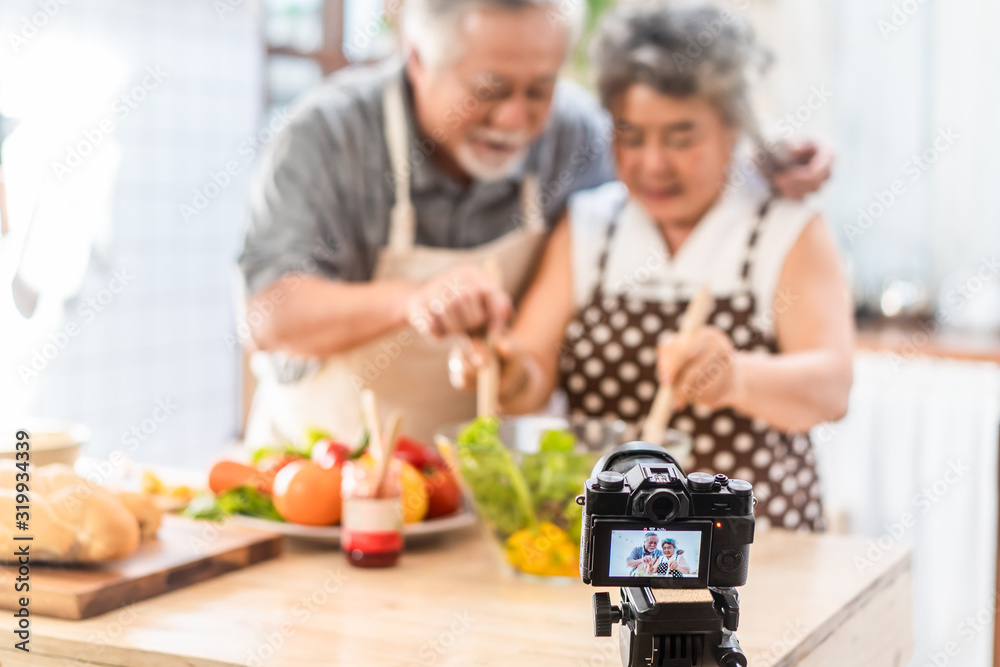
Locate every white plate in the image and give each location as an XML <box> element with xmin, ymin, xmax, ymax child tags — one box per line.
<box><xmin>227</xmin><ymin>506</ymin><xmax>477</xmax><ymax>545</ymax></box>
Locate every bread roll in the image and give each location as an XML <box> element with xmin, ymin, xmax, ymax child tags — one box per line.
<box><xmin>46</xmin><ymin>482</ymin><xmax>141</xmax><ymax>562</ymax></box>
<box><xmin>0</xmin><ymin>461</ymin><xmax>147</xmax><ymax>563</ymax></box>
<box><xmin>114</xmin><ymin>491</ymin><xmax>163</xmax><ymax>541</ymax></box>
<box><xmin>0</xmin><ymin>490</ymin><xmax>77</xmax><ymax>561</ymax></box>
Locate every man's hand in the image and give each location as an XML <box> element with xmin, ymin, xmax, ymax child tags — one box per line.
<box><xmin>763</xmin><ymin>139</ymin><xmax>834</xmax><ymax>200</ymax></box>
<box><xmin>407</xmin><ymin>264</ymin><xmax>511</xmax><ymax>340</ymax></box>
<box><xmin>657</xmin><ymin>326</ymin><xmax>741</xmax><ymax>411</ymax></box>
<box><xmin>448</xmin><ymin>334</ymin><xmax>532</xmax><ymax>407</ymax></box>
<box><xmin>643</xmin><ymin>555</ymin><xmax>654</xmax><ymax>565</ymax></box>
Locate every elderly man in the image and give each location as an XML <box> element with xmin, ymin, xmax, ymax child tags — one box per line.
<box><xmin>626</xmin><ymin>533</ymin><xmax>662</xmax><ymax>572</ymax></box>
<box><xmin>238</xmin><ymin>0</ymin><xmax>832</xmax><ymax>446</ymax></box>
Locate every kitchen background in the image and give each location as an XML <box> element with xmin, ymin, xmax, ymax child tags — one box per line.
<box><xmin>1</xmin><ymin>0</ymin><xmax>999</xmax><ymax>665</ymax></box>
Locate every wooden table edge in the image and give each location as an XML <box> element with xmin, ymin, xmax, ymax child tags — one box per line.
<box><xmin>769</xmin><ymin>549</ymin><xmax>913</xmax><ymax>667</ymax></box>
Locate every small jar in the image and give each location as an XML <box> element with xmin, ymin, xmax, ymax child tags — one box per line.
<box><xmin>340</xmin><ymin>458</ymin><xmax>404</xmax><ymax>568</ymax></box>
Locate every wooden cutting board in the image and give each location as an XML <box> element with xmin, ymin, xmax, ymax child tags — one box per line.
<box><xmin>0</xmin><ymin>514</ymin><xmax>282</xmax><ymax>620</ymax></box>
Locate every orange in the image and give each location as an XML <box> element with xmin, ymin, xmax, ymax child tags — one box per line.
<box><xmin>272</xmin><ymin>460</ymin><xmax>342</xmax><ymax>526</ymax></box>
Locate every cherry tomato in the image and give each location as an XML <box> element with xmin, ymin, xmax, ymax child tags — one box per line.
<box><xmin>311</xmin><ymin>439</ymin><xmax>352</xmax><ymax>469</ymax></box>
<box><xmin>392</xmin><ymin>435</ymin><xmax>444</xmax><ymax>470</ymax></box>
<box><xmin>423</xmin><ymin>466</ymin><xmax>462</xmax><ymax>519</ymax></box>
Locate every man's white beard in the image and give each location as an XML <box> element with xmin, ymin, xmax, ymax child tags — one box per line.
<box><xmin>454</xmin><ymin>129</ymin><xmax>529</xmax><ymax>183</ymax></box>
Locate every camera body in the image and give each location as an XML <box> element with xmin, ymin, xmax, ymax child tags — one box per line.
<box><xmin>579</xmin><ymin>443</ymin><xmax>755</xmax><ymax>589</ymax></box>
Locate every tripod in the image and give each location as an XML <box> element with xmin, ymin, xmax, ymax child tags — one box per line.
<box><xmin>593</xmin><ymin>586</ymin><xmax>747</xmax><ymax>667</ymax></box>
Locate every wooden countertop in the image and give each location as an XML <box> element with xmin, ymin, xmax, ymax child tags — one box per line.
<box><xmin>2</xmin><ymin>524</ymin><xmax>912</xmax><ymax>667</ymax></box>
<box><xmin>856</xmin><ymin>321</ymin><xmax>1000</xmax><ymax>365</ymax></box>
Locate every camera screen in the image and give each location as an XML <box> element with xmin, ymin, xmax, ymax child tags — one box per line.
<box><xmin>608</xmin><ymin>529</ymin><xmax>703</xmax><ymax>579</ymax></box>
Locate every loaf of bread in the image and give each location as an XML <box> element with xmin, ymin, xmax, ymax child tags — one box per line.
<box><xmin>0</xmin><ymin>461</ymin><xmax>161</xmax><ymax>563</ymax></box>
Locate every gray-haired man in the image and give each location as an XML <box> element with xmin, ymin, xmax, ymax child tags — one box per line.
<box><xmin>238</xmin><ymin>0</ymin><xmax>832</xmax><ymax>446</ymax></box>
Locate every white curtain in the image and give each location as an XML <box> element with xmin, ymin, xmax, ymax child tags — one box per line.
<box><xmin>815</xmin><ymin>352</ymin><xmax>1000</xmax><ymax>667</ymax></box>
<box><xmin>745</xmin><ymin>0</ymin><xmax>1000</xmax><ymax>314</ymax></box>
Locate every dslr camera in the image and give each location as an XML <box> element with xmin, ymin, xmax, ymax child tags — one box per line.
<box><xmin>577</xmin><ymin>442</ymin><xmax>755</xmax><ymax>667</ymax></box>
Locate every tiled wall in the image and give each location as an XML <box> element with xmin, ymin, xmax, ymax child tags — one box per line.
<box><xmin>2</xmin><ymin>0</ymin><xmax>264</xmax><ymax>466</ymax></box>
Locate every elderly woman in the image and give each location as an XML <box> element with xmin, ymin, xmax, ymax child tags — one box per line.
<box><xmin>452</xmin><ymin>2</ymin><xmax>853</xmax><ymax>531</ymax></box>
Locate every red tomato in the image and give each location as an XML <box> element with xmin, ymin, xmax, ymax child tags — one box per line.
<box><xmin>392</xmin><ymin>435</ymin><xmax>444</xmax><ymax>470</ymax></box>
<box><xmin>257</xmin><ymin>453</ymin><xmax>300</xmax><ymax>480</ymax></box>
<box><xmin>423</xmin><ymin>466</ymin><xmax>462</xmax><ymax>519</ymax></box>
<box><xmin>311</xmin><ymin>439</ymin><xmax>352</xmax><ymax>469</ymax></box>
<box><xmin>273</xmin><ymin>460</ymin><xmax>342</xmax><ymax>526</ymax></box>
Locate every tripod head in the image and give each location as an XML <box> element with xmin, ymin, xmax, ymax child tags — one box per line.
<box><xmin>593</xmin><ymin>586</ymin><xmax>747</xmax><ymax>667</ymax></box>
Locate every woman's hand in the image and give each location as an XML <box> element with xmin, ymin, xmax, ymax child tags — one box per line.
<box><xmin>407</xmin><ymin>264</ymin><xmax>511</xmax><ymax>341</ymax></box>
<box><xmin>448</xmin><ymin>334</ymin><xmax>533</xmax><ymax>409</ymax></box>
<box><xmin>657</xmin><ymin>326</ymin><xmax>741</xmax><ymax>410</ymax></box>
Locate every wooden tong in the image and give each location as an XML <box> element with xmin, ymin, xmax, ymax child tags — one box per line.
<box><xmin>641</xmin><ymin>284</ymin><xmax>714</xmax><ymax>444</ymax></box>
<box><xmin>360</xmin><ymin>389</ymin><xmax>402</xmax><ymax>498</ymax></box>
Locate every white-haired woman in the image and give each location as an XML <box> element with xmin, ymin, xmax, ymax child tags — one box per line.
<box><xmin>452</xmin><ymin>1</ymin><xmax>854</xmax><ymax>531</ymax></box>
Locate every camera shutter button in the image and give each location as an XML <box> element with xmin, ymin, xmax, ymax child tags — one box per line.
<box><xmin>687</xmin><ymin>472</ymin><xmax>715</xmax><ymax>492</ymax></box>
<box><xmin>596</xmin><ymin>471</ymin><xmax>625</xmax><ymax>491</ymax></box>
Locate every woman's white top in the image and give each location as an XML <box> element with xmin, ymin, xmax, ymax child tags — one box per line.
<box><xmin>567</xmin><ymin>169</ymin><xmax>819</xmax><ymax>339</ymax></box>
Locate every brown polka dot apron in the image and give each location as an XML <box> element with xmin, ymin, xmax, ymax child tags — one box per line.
<box><xmin>559</xmin><ymin>199</ymin><xmax>824</xmax><ymax>532</ymax></box>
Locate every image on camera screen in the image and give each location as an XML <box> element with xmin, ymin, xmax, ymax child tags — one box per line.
<box><xmin>609</xmin><ymin>529</ymin><xmax>703</xmax><ymax>579</ymax></box>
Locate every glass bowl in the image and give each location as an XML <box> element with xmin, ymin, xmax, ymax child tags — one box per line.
<box><xmin>437</xmin><ymin>415</ymin><xmax>692</xmax><ymax>580</ymax></box>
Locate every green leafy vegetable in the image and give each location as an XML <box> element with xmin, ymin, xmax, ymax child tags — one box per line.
<box><xmin>455</xmin><ymin>417</ymin><xmax>536</xmax><ymax>537</ymax></box>
<box><xmin>455</xmin><ymin>419</ymin><xmax>596</xmax><ymax>540</ymax></box>
<box><xmin>183</xmin><ymin>486</ymin><xmax>284</xmax><ymax>522</ymax></box>
<box><xmin>250</xmin><ymin>442</ymin><xmax>312</xmax><ymax>464</ymax></box>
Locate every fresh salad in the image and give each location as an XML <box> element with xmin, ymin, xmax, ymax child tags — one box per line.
<box><xmin>453</xmin><ymin>416</ymin><xmax>597</xmax><ymax>577</ymax></box>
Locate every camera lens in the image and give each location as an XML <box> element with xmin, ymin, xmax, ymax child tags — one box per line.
<box><xmin>643</xmin><ymin>489</ymin><xmax>680</xmax><ymax>522</ymax></box>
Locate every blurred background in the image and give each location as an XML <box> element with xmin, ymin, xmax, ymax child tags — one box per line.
<box><xmin>1</xmin><ymin>0</ymin><xmax>999</xmax><ymax>664</ymax></box>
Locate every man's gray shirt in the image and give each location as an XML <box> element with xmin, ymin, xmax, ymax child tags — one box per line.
<box><xmin>239</xmin><ymin>60</ymin><xmax>615</xmax><ymax>296</ymax></box>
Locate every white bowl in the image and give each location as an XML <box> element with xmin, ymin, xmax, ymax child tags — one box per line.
<box><xmin>0</xmin><ymin>420</ymin><xmax>89</xmax><ymax>467</ymax></box>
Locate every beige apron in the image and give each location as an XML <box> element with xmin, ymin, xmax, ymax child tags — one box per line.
<box><xmin>245</xmin><ymin>80</ymin><xmax>548</xmax><ymax>448</ymax></box>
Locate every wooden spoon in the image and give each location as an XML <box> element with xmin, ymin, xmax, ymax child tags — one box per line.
<box><xmin>477</xmin><ymin>257</ymin><xmax>503</xmax><ymax>418</ymax></box>
<box><xmin>641</xmin><ymin>284</ymin><xmax>714</xmax><ymax>444</ymax></box>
